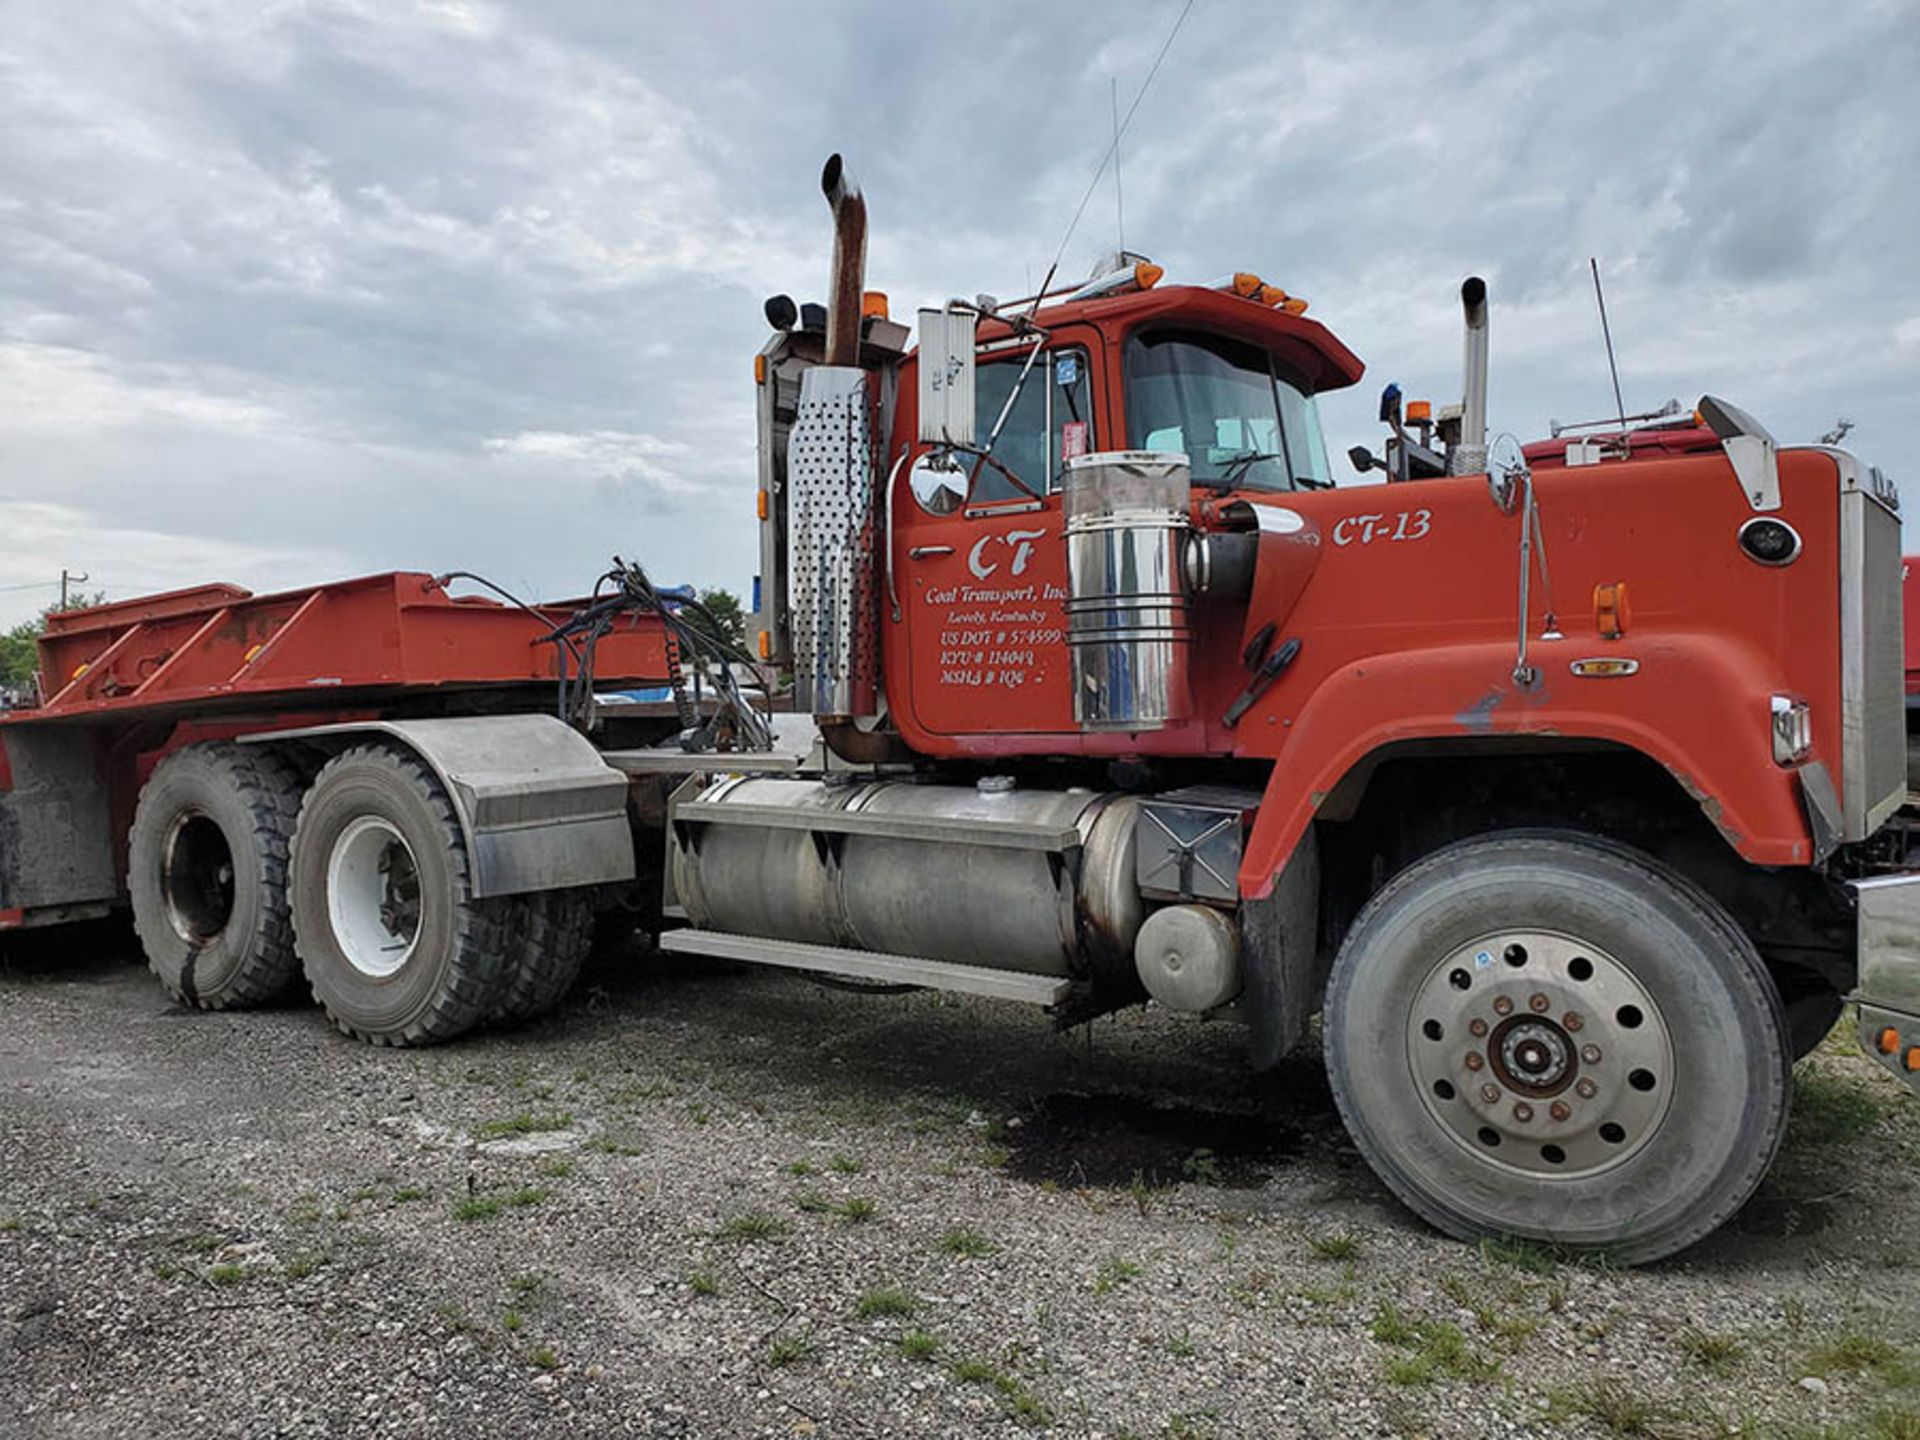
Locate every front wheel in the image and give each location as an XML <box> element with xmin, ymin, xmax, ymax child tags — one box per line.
<box><xmin>1323</xmin><ymin>830</ymin><xmax>1789</xmax><ymax>1265</ymax></box>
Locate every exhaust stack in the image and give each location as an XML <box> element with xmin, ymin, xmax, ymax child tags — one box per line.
<box><xmin>1452</xmin><ymin>275</ymin><xmax>1489</xmax><ymax>476</ymax></box>
<box><xmin>821</xmin><ymin>154</ymin><xmax>867</xmax><ymax>367</ymax></box>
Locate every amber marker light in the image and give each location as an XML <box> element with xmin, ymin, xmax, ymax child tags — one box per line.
<box><xmin>1569</xmin><ymin>658</ymin><xmax>1640</xmax><ymax>678</ymax></box>
<box><xmin>1905</xmin><ymin>1046</ymin><xmax>1920</xmax><ymax>1073</ymax></box>
<box><xmin>754</xmin><ymin>353</ymin><xmax>767</xmax><ymax>383</ymax></box>
<box><xmin>756</xmin><ymin>630</ymin><xmax>772</xmax><ymax>660</ymax></box>
<box><xmin>1879</xmin><ymin>1027</ymin><xmax>1901</xmax><ymax>1055</ymax></box>
<box><xmin>1407</xmin><ymin>400</ymin><xmax>1432</xmax><ymax>423</ymax></box>
<box><xmin>1135</xmin><ymin>262</ymin><xmax>1164</xmax><ymax>290</ymax></box>
<box><xmin>1280</xmin><ymin>297</ymin><xmax>1309</xmax><ymax>315</ymax></box>
<box><xmin>1594</xmin><ymin>582</ymin><xmax>1629</xmax><ymax>639</ymax></box>
<box><xmin>756</xmin><ymin>489</ymin><xmax>769</xmax><ymax>521</ymax></box>
<box><xmin>861</xmin><ymin>290</ymin><xmax>889</xmax><ymax>319</ymax></box>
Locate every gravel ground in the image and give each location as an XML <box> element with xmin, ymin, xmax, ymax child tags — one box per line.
<box><xmin>3</xmin><ymin>924</ymin><xmax>1919</xmax><ymax>1440</ymax></box>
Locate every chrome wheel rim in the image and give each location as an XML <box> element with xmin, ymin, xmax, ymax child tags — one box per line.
<box><xmin>1407</xmin><ymin>929</ymin><xmax>1674</xmax><ymax>1177</ymax></box>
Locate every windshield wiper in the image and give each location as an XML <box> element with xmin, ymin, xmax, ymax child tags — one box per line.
<box><xmin>1209</xmin><ymin>450</ymin><xmax>1283</xmax><ymax>494</ymax></box>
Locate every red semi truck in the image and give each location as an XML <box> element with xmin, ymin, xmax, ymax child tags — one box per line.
<box><xmin>2</xmin><ymin>155</ymin><xmax>1913</xmax><ymax>1264</ymax></box>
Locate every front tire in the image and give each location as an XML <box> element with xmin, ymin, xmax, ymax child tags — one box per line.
<box><xmin>128</xmin><ymin>743</ymin><xmax>304</xmax><ymax>1009</ymax></box>
<box><xmin>291</xmin><ymin>745</ymin><xmax>517</xmax><ymax>1046</ymax></box>
<box><xmin>1323</xmin><ymin>830</ymin><xmax>1789</xmax><ymax>1265</ymax></box>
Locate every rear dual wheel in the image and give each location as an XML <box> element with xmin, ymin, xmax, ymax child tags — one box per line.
<box><xmin>1324</xmin><ymin>831</ymin><xmax>1790</xmax><ymax>1265</ymax></box>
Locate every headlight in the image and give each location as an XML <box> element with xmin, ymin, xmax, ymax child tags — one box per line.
<box><xmin>1771</xmin><ymin>695</ymin><xmax>1812</xmax><ymax>766</ymax></box>
<box><xmin>1739</xmin><ymin>516</ymin><xmax>1802</xmax><ymax>566</ymax></box>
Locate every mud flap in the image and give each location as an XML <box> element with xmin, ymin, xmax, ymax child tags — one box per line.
<box><xmin>1240</xmin><ymin>825</ymin><xmax>1319</xmax><ymax>1072</ymax></box>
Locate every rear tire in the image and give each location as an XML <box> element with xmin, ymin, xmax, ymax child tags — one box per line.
<box><xmin>291</xmin><ymin>744</ymin><xmax>517</xmax><ymax>1046</ymax></box>
<box><xmin>1323</xmin><ymin>830</ymin><xmax>1790</xmax><ymax>1265</ymax></box>
<box><xmin>128</xmin><ymin>743</ymin><xmax>304</xmax><ymax>1009</ymax></box>
<box><xmin>494</xmin><ymin>888</ymin><xmax>595</xmax><ymax>1025</ymax></box>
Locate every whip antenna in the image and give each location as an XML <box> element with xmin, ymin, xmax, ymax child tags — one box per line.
<box><xmin>1589</xmin><ymin>258</ymin><xmax>1627</xmax><ymax>433</ymax></box>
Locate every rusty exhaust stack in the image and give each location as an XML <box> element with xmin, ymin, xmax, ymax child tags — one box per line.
<box><xmin>821</xmin><ymin>153</ymin><xmax>867</xmax><ymax>367</ymax></box>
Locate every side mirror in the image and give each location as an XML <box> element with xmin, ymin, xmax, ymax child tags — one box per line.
<box><xmin>917</xmin><ymin>307</ymin><xmax>977</xmax><ymax>445</ymax></box>
<box><xmin>1698</xmin><ymin>394</ymin><xmax>1780</xmax><ymax>512</ymax></box>
<box><xmin>1349</xmin><ymin>446</ymin><xmax>1380</xmax><ymax>474</ymax></box>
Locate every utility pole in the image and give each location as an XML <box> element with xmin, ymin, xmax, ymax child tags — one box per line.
<box><xmin>59</xmin><ymin>569</ymin><xmax>88</xmax><ymax>610</ymax></box>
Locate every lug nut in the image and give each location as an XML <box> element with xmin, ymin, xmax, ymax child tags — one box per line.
<box><xmin>1581</xmin><ymin>1044</ymin><xmax>1602</xmax><ymax>1064</ymax></box>
<box><xmin>1464</xmin><ymin>1052</ymin><xmax>1485</xmax><ymax>1072</ymax></box>
<box><xmin>1468</xmin><ymin>1018</ymin><xmax>1489</xmax><ymax>1038</ymax></box>
<box><xmin>1563</xmin><ymin>1012</ymin><xmax>1584</xmax><ymax>1032</ymax></box>
<box><xmin>1513</xmin><ymin>1102</ymin><xmax>1534</xmax><ymax>1123</ymax></box>
<box><xmin>1529</xmin><ymin>992</ymin><xmax>1551</xmax><ymax>1013</ymax></box>
<box><xmin>1575</xmin><ymin>1078</ymin><xmax>1598</xmax><ymax>1099</ymax></box>
<box><xmin>1480</xmin><ymin>1084</ymin><xmax>1502</xmax><ymax>1104</ymax></box>
<box><xmin>1550</xmin><ymin>1101</ymin><xmax>1571</xmax><ymax>1122</ymax></box>
<box><xmin>1493</xmin><ymin>996</ymin><xmax>1514</xmax><ymax>1016</ymax></box>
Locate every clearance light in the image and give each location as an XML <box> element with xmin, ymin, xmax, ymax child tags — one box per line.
<box><xmin>756</xmin><ymin>629</ymin><xmax>772</xmax><ymax>660</ymax></box>
<box><xmin>1223</xmin><ymin>272</ymin><xmax>1265</xmax><ymax>297</ymax></box>
<box><xmin>1770</xmin><ymin>695</ymin><xmax>1813</xmax><ymax>767</ymax></box>
<box><xmin>754</xmin><ymin>353</ymin><xmax>767</xmax><ymax>383</ymax></box>
<box><xmin>1880</xmin><ymin>1027</ymin><xmax>1902</xmax><ymax>1055</ymax></box>
<box><xmin>1906</xmin><ymin>1046</ymin><xmax>1920</xmax><ymax>1074</ymax></box>
<box><xmin>1066</xmin><ymin>261</ymin><xmax>1163</xmax><ymax>303</ymax></box>
<box><xmin>1280</xmin><ymin>296</ymin><xmax>1309</xmax><ymax>315</ymax></box>
<box><xmin>1593</xmin><ymin>582</ymin><xmax>1629</xmax><ymax>640</ymax></box>
<box><xmin>756</xmin><ymin>489</ymin><xmax>769</xmax><ymax>521</ymax></box>
<box><xmin>1570</xmin><ymin>658</ymin><xmax>1640</xmax><ymax>678</ymax></box>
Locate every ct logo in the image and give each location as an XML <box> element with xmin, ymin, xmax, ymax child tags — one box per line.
<box><xmin>968</xmin><ymin>528</ymin><xmax>1048</xmax><ymax>580</ymax></box>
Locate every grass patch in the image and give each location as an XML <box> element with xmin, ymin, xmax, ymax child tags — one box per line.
<box><xmin>1545</xmin><ymin>1377</ymin><xmax>1673</xmax><ymax>1435</ymax></box>
<box><xmin>856</xmin><ymin>1286</ymin><xmax>913</xmax><ymax>1319</ymax></box>
<box><xmin>1308</xmin><ymin>1232</ymin><xmax>1362</xmax><ymax>1262</ymax></box>
<box><xmin>1478</xmin><ymin>1236</ymin><xmax>1567</xmax><ymax>1274</ymax></box>
<box><xmin>828</xmin><ymin>1154</ymin><xmax>863</xmax><ymax>1174</ymax></box>
<box><xmin>792</xmin><ymin>1191</ymin><xmax>832</xmax><ymax>1215</ymax></box>
<box><xmin>530</xmin><ymin>1346</ymin><xmax>558</xmax><ymax>1370</ymax></box>
<box><xmin>502</xmin><ymin>1310</ymin><xmax>524</xmax><ymax>1333</ymax></box>
<box><xmin>784</xmin><ymin>1160</ymin><xmax>818</xmax><ymax>1177</ymax></box>
<box><xmin>1677</xmin><ymin>1327</ymin><xmax>1746</xmax><ymax>1376</ymax></box>
<box><xmin>900</xmin><ymin>1330</ymin><xmax>939</xmax><ymax>1360</ymax></box>
<box><xmin>1093</xmin><ymin>1255</ymin><xmax>1143</xmax><ymax>1296</ymax></box>
<box><xmin>940</xmin><ymin>1225</ymin><xmax>993</xmax><ymax>1258</ymax></box>
<box><xmin>452</xmin><ymin>1196</ymin><xmax>504</xmax><ymax>1222</ymax></box>
<box><xmin>206</xmin><ymin>1263</ymin><xmax>249</xmax><ymax>1286</ymax></box>
<box><xmin>717</xmin><ymin>1210</ymin><xmax>788</xmax><ymax>1244</ymax></box>
<box><xmin>177</xmin><ymin>1232</ymin><xmax>223</xmax><ymax>1254</ymax></box>
<box><xmin>767</xmin><ymin>1334</ymin><xmax>813</xmax><ymax>1368</ymax></box>
<box><xmin>507</xmin><ymin>1272</ymin><xmax>545</xmax><ymax>1303</ymax></box>
<box><xmin>536</xmin><ymin>1159</ymin><xmax>573</xmax><ymax>1179</ymax></box>
<box><xmin>687</xmin><ymin>1268</ymin><xmax>720</xmax><ymax>1298</ymax></box>
<box><xmin>950</xmin><ymin>1358</ymin><xmax>1048</xmax><ymax>1426</ymax></box>
<box><xmin>474</xmin><ymin>1111</ymin><xmax>573</xmax><ymax>1140</ymax></box>
<box><xmin>1791</xmin><ymin>1067</ymin><xmax>1883</xmax><ymax>1146</ymax></box>
<box><xmin>282</xmin><ymin>1253</ymin><xmax>327</xmax><ymax>1279</ymax></box>
<box><xmin>1865</xmin><ymin>1406</ymin><xmax>1920</xmax><ymax>1440</ymax></box>
<box><xmin>836</xmin><ymin>1197</ymin><xmax>877</xmax><ymax>1224</ymax></box>
<box><xmin>391</xmin><ymin>1187</ymin><xmax>429</xmax><ymax>1204</ymax></box>
<box><xmin>1369</xmin><ymin>1301</ymin><xmax>1498</xmax><ymax>1386</ymax></box>
<box><xmin>0</xmin><ymin>1217</ymin><xmax>20</xmax><ymax>1232</ymax></box>
<box><xmin>587</xmin><ymin>1137</ymin><xmax>644</xmax><ymax>1157</ymax></box>
<box><xmin>506</xmin><ymin>1186</ymin><xmax>549</xmax><ymax>1209</ymax></box>
<box><xmin>1806</xmin><ymin>1331</ymin><xmax>1914</xmax><ymax>1383</ymax></box>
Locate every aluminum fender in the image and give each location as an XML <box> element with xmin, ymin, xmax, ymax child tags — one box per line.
<box><xmin>1238</xmin><ymin>634</ymin><xmax>1815</xmax><ymax>899</ymax></box>
<box><xmin>243</xmin><ymin>715</ymin><xmax>634</xmax><ymax>898</ymax></box>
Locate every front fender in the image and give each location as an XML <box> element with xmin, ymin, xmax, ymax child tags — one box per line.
<box><xmin>1239</xmin><ymin>635</ymin><xmax>1814</xmax><ymax>898</ymax></box>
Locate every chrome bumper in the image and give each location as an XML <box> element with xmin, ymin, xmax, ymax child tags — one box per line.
<box><xmin>1852</xmin><ymin>873</ymin><xmax>1920</xmax><ymax>1095</ymax></box>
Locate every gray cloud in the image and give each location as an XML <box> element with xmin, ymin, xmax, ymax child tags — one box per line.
<box><xmin>0</xmin><ymin>0</ymin><xmax>1915</xmax><ymax>626</ymax></box>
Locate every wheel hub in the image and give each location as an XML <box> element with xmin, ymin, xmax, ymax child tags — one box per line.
<box><xmin>1407</xmin><ymin>930</ymin><xmax>1674</xmax><ymax>1178</ymax></box>
<box><xmin>326</xmin><ymin>816</ymin><xmax>423</xmax><ymax>979</ymax></box>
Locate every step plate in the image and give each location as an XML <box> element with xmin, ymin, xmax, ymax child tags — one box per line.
<box><xmin>656</xmin><ymin>929</ymin><xmax>1072</xmax><ymax>1006</ymax></box>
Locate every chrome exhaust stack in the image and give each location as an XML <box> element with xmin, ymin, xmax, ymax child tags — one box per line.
<box><xmin>1451</xmin><ymin>276</ymin><xmax>1489</xmax><ymax>476</ymax></box>
<box><xmin>821</xmin><ymin>153</ymin><xmax>867</xmax><ymax>367</ymax></box>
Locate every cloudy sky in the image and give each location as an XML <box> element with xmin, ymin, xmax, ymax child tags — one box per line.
<box><xmin>2</xmin><ymin>0</ymin><xmax>1915</xmax><ymax>627</ymax></box>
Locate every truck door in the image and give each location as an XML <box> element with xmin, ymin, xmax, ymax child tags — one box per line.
<box><xmin>893</xmin><ymin>332</ymin><xmax>1102</xmax><ymax>737</ymax></box>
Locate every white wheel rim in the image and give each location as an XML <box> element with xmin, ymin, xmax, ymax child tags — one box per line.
<box><xmin>326</xmin><ymin>815</ymin><xmax>422</xmax><ymax>979</ymax></box>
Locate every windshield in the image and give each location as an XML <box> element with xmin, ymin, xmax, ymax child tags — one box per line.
<box><xmin>1125</xmin><ymin>331</ymin><xmax>1332</xmax><ymax>491</ymax></box>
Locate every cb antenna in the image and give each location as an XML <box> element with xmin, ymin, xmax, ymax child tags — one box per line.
<box><xmin>1589</xmin><ymin>257</ymin><xmax>1627</xmax><ymax>434</ymax></box>
<box><xmin>1111</xmin><ymin>76</ymin><xmax>1125</xmax><ymax>253</ymax></box>
<box><xmin>1027</xmin><ymin>0</ymin><xmax>1195</xmax><ymax>316</ymax></box>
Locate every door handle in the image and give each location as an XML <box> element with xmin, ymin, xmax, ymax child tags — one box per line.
<box><xmin>908</xmin><ymin>545</ymin><xmax>955</xmax><ymax>559</ymax></box>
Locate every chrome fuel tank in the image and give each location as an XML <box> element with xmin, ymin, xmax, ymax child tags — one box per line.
<box><xmin>669</xmin><ymin>777</ymin><xmax>1141</xmax><ymax>977</ymax></box>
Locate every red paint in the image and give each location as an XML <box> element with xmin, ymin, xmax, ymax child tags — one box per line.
<box><xmin>885</xmin><ymin>282</ymin><xmax>1849</xmax><ymax>885</ymax></box>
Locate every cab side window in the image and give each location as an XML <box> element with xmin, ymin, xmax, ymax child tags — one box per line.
<box><xmin>968</xmin><ymin>347</ymin><xmax>1093</xmax><ymax>504</ymax></box>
